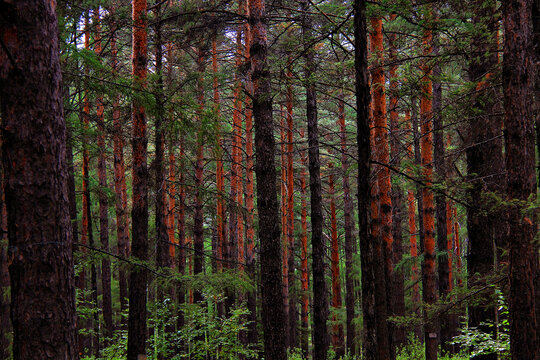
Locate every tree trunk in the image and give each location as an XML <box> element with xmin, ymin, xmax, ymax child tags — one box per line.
<box><xmin>420</xmin><ymin>12</ymin><xmax>438</xmax><ymax>360</ymax></box>
<box><xmin>249</xmin><ymin>0</ymin><xmax>287</xmax><ymax>357</ymax></box>
<box><xmin>329</xmin><ymin>163</ymin><xmax>345</xmax><ymax>358</ymax></box>
<box><xmin>300</xmin><ymin>130</ymin><xmax>310</xmax><ymax>357</ymax></box>
<box><xmin>388</xmin><ymin>21</ymin><xmax>406</xmax><ymax>350</ymax></box>
<box><xmin>338</xmin><ymin>92</ymin><xmax>356</xmax><ymax>356</ymax></box>
<box><xmin>111</xmin><ymin>11</ymin><xmax>130</xmax><ymax>320</ymax></box>
<box><xmin>466</xmin><ymin>2</ymin><xmax>504</xmax><ymax>358</ymax></box>
<box><xmin>0</xmin><ymin>1</ymin><xmax>78</xmax><ymax>358</ymax></box>
<box><xmin>94</xmin><ymin>11</ymin><xmax>113</xmax><ymax>343</ymax></box>
<box><xmin>354</xmin><ymin>0</ymin><xmax>378</xmax><ymax>358</ymax></box>
<box><xmin>193</xmin><ymin>48</ymin><xmax>205</xmax><ymax>304</ymax></box>
<box><xmin>300</xmin><ymin>1</ymin><xmax>330</xmax><ymax>358</ymax></box>
<box><xmin>502</xmin><ymin>0</ymin><xmax>539</xmax><ymax>358</ymax></box>
<box><xmin>127</xmin><ymin>0</ymin><xmax>149</xmax><ymax>358</ymax></box>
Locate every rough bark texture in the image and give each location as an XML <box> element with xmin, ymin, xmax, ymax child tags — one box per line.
<box><xmin>420</xmin><ymin>14</ymin><xmax>438</xmax><ymax>360</ymax></box>
<box><xmin>370</xmin><ymin>17</ymin><xmax>395</xmax><ymax>359</ymax></box>
<box><xmin>299</xmin><ymin>132</ymin><xmax>310</xmax><ymax>357</ymax></box>
<box><xmin>301</xmin><ymin>1</ymin><xmax>330</xmax><ymax>358</ymax></box>
<box><xmin>0</xmin><ymin>1</ymin><xmax>78</xmax><ymax>358</ymax></box>
<box><xmin>354</xmin><ymin>1</ymin><xmax>378</xmax><ymax>358</ymax></box>
<box><xmin>127</xmin><ymin>0</ymin><xmax>149</xmax><ymax>358</ymax></box>
<box><xmin>249</xmin><ymin>0</ymin><xmax>287</xmax><ymax>357</ymax></box>
<box><xmin>193</xmin><ymin>48</ymin><xmax>205</xmax><ymax>304</ymax></box>
<box><xmin>502</xmin><ymin>0</ymin><xmax>539</xmax><ymax>358</ymax></box>
<box><xmin>388</xmin><ymin>21</ymin><xmax>406</xmax><ymax>350</ymax></box>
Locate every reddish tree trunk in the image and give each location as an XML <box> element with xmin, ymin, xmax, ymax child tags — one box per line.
<box><xmin>127</xmin><ymin>0</ymin><xmax>150</xmax><ymax>357</ymax></box>
<box><xmin>329</xmin><ymin>163</ymin><xmax>345</xmax><ymax>357</ymax></box>
<box><xmin>420</xmin><ymin>13</ymin><xmax>438</xmax><ymax>360</ymax></box>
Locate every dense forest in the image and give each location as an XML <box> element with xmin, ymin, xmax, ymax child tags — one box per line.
<box><xmin>0</xmin><ymin>0</ymin><xmax>538</xmax><ymax>359</ymax></box>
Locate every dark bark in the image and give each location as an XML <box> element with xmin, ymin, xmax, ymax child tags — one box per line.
<box><xmin>433</xmin><ymin>31</ymin><xmax>451</xmax><ymax>354</ymax></box>
<box><xmin>354</xmin><ymin>1</ymin><xmax>377</xmax><ymax>358</ymax></box>
<box><xmin>0</xmin><ymin>1</ymin><xmax>78</xmax><ymax>358</ymax></box>
<box><xmin>193</xmin><ymin>48</ymin><xmax>205</xmax><ymax>304</ymax></box>
<box><xmin>154</xmin><ymin>4</ymin><xmax>171</xmax><ymax>276</ymax></box>
<box><xmin>0</xmin><ymin>147</ymin><xmax>10</xmax><ymax>360</ymax></box>
<box><xmin>95</xmin><ymin>12</ymin><xmax>113</xmax><ymax>343</ymax></box>
<box><xmin>127</xmin><ymin>0</ymin><xmax>149</xmax><ymax>358</ymax></box>
<box><xmin>502</xmin><ymin>0</ymin><xmax>539</xmax><ymax>358</ymax></box>
<box><xmin>301</xmin><ymin>1</ymin><xmax>329</xmax><ymax>358</ymax></box>
<box><xmin>248</xmin><ymin>0</ymin><xmax>287</xmax><ymax>358</ymax></box>
<box><xmin>339</xmin><ymin>93</ymin><xmax>357</xmax><ymax>356</ymax></box>
<box><xmin>466</xmin><ymin>2</ymin><xmax>504</xmax><ymax>359</ymax></box>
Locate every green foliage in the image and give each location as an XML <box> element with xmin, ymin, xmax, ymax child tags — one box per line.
<box><xmin>178</xmin><ymin>298</ymin><xmax>258</xmax><ymax>360</ymax></box>
<box><xmin>451</xmin><ymin>288</ymin><xmax>510</xmax><ymax>358</ymax></box>
<box><xmin>397</xmin><ymin>334</ymin><xmax>468</xmax><ymax>360</ymax></box>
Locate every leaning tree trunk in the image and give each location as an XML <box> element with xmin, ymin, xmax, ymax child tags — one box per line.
<box><xmin>0</xmin><ymin>1</ymin><xmax>78</xmax><ymax>358</ymax></box>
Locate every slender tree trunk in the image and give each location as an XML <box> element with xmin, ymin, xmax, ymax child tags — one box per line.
<box><xmin>193</xmin><ymin>48</ymin><xmax>205</xmax><ymax>304</ymax></box>
<box><xmin>300</xmin><ymin>1</ymin><xmax>330</xmax><ymax>359</ymax></box>
<box><xmin>502</xmin><ymin>0</ymin><xmax>539</xmax><ymax>358</ymax></box>
<box><xmin>0</xmin><ymin>2</ymin><xmax>78</xmax><ymax>358</ymax></box>
<box><xmin>370</xmin><ymin>14</ymin><xmax>393</xmax><ymax>360</ymax></box>
<box><xmin>388</xmin><ymin>21</ymin><xmax>406</xmax><ymax>350</ymax></box>
<box><xmin>94</xmin><ymin>10</ymin><xmax>113</xmax><ymax>343</ymax></box>
<box><xmin>127</xmin><ymin>0</ymin><xmax>149</xmax><ymax>357</ymax></box>
<box><xmin>354</xmin><ymin>0</ymin><xmax>378</xmax><ymax>358</ymax></box>
<box><xmin>176</xmin><ymin>139</ymin><xmax>187</xmax><ymax>335</ymax></box>
<box><xmin>329</xmin><ymin>163</ymin><xmax>345</xmax><ymax>358</ymax></box>
<box><xmin>338</xmin><ymin>92</ymin><xmax>357</xmax><ymax>356</ymax></box>
<box><xmin>420</xmin><ymin>11</ymin><xmax>438</xmax><ymax>359</ymax></box>
<box><xmin>243</xmin><ymin>6</ymin><xmax>258</xmax><ymax>344</ymax></box>
<box><xmin>0</xmin><ymin>131</ymin><xmax>10</xmax><ymax>360</ymax></box>
<box><xmin>300</xmin><ymin>129</ymin><xmax>310</xmax><ymax>357</ymax></box>
<box><xmin>111</xmin><ymin>13</ymin><xmax>130</xmax><ymax>320</ymax></box>
<box><xmin>280</xmin><ymin>108</ymin><xmax>290</xmax><ymax>349</ymax></box>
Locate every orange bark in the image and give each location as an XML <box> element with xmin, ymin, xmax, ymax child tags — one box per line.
<box><xmin>370</xmin><ymin>15</ymin><xmax>394</xmax><ymax>285</ymax></box>
<box><xmin>329</xmin><ymin>163</ymin><xmax>344</xmax><ymax>354</ymax></box>
<box><xmin>420</xmin><ymin>16</ymin><xmax>438</xmax><ymax>359</ymax></box>
<box><xmin>299</xmin><ymin>128</ymin><xmax>309</xmax><ymax>356</ymax></box>
<box><xmin>168</xmin><ymin>148</ymin><xmax>176</xmax><ymax>262</ymax></box>
<box><xmin>446</xmin><ymin>201</ymin><xmax>453</xmax><ymax>291</ymax></box>
<box><xmin>453</xmin><ymin>207</ymin><xmax>461</xmax><ymax>286</ymax></box>
<box><xmin>280</xmin><ymin>106</ymin><xmax>289</xmax><ymax>339</ymax></box>
<box><xmin>213</xmin><ymin>35</ymin><xmax>225</xmax><ymax>272</ymax></box>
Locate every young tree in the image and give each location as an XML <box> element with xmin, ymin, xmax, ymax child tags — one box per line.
<box><xmin>0</xmin><ymin>1</ymin><xmax>78</xmax><ymax>358</ymax></box>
